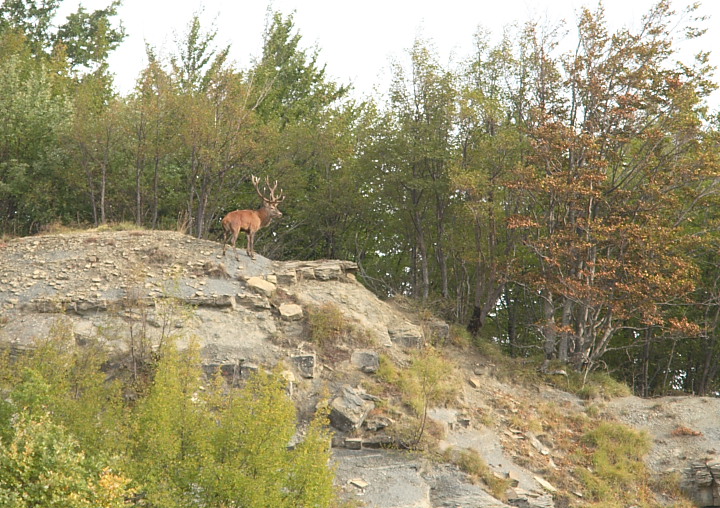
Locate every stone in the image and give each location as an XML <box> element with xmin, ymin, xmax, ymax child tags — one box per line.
<box><xmin>528</xmin><ymin>433</ymin><xmax>551</xmax><ymax>455</ymax></box>
<box><xmin>534</xmin><ymin>475</ymin><xmax>557</xmax><ymax>493</ymax></box>
<box><xmin>344</xmin><ymin>437</ymin><xmax>363</xmax><ymax>450</ymax></box>
<box><xmin>363</xmin><ymin>415</ymin><xmax>393</xmax><ymax>431</ymax></box>
<box><xmin>387</xmin><ymin>322</ymin><xmax>424</xmax><ymax>348</ymax></box>
<box><xmin>684</xmin><ymin>459</ymin><xmax>720</xmax><ymax>506</ymax></box>
<box><xmin>297</xmin><ymin>266</ymin><xmax>316</xmax><ymax>280</ymax></box>
<box><xmin>275</xmin><ymin>270</ymin><xmax>297</xmax><ymax>285</ymax></box>
<box><xmin>314</xmin><ymin>264</ymin><xmax>343</xmax><ymax>281</ymax></box>
<box><xmin>348</xmin><ymin>478</ymin><xmax>368</xmax><ymax>489</ymax></box>
<box><xmin>246</xmin><ymin>276</ymin><xmax>276</xmax><ymax>298</ymax></box>
<box><xmin>292</xmin><ymin>353</ymin><xmax>317</xmax><ymax>379</ymax></box>
<box><xmin>329</xmin><ymin>385</ymin><xmax>375</xmax><ymax>432</ymax></box>
<box><xmin>351</xmin><ymin>349</ymin><xmax>380</xmax><ymax>373</ymax></box>
<box><xmin>278</xmin><ymin>303</ymin><xmax>303</xmax><ymax>321</ymax></box>
<box><xmin>425</xmin><ymin>319</ymin><xmax>450</xmax><ymax>342</ymax></box>
<box><xmin>468</xmin><ymin>377</ymin><xmax>482</xmax><ymax>388</ymax></box>
<box><xmin>280</xmin><ymin>370</ymin><xmax>295</xmax><ymax>396</ymax></box>
<box><xmin>212</xmin><ymin>294</ymin><xmax>236</xmax><ymax>308</ymax></box>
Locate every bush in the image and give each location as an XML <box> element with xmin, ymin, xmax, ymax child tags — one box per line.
<box><xmin>306</xmin><ymin>302</ymin><xmax>354</xmax><ymax>347</ymax></box>
<box><xmin>0</xmin><ymin>412</ymin><xmax>134</xmax><ymax>508</ymax></box>
<box><xmin>0</xmin><ymin>323</ymin><xmax>337</xmax><ymax>508</ymax></box>
<box><xmin>445</xmin><ymin>448</ymin><xmax>511</xmax><ymax>500</ymax></box>
<box><xmin>575</xmin><ymin>422</ymin><xmax>652</xmax><ymax>504</ymax></box>
<box><xmin>376</xmin><ymin>349</ymin><xmax>459</xmax><ymax>448</ymax></box>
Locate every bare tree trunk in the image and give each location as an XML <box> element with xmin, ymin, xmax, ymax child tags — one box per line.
<box><xmin>558</xmin><ymin>298</ymin><xmax>573</xmax><ymax>362</ymax></box>
<box><xmin>415</xmin><ymin>218</ymin><xmax>430</xmax><ymax>300</ymax></box>
<box><xmin>506</xmin><ymin>287</ymin><xmax>518</xmax><ymax>356</ymax></box>
<box><xmin>135</xmin><ymin>109</ymin><xmax>146</xmax><ymax>226</ymax></box>
<box><xmin>152</xmin><ymin>154</ymin><xmax>160</xmax><ymax>229</ymax></box>
<box><xmin>542</xmin><ymin>290</ymin><xmax>557</xmax><ymax>360</ymax></box>
<box><xmin>81</xmin><ymin>154</ymin><xmax>99</xmax><ymax>227</ymax></box>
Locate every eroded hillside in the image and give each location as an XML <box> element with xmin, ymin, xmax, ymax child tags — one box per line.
<box><xmin>1</xmin><ymin>229</ymin><xmax>718</xmax><ymax>508</ymax></box>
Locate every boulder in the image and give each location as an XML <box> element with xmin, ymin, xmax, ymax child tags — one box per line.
<box><xmin>426</xmin><ymin>319</ymin><xmax>450</xmax><ymax>342</ymax></box>
<box><xmin>351</xmin><ymin>349</ymin><xmax>380</xmax><ymax>373</ymax></box>
<box><xmin>279</xmin><ymin>303</ymin><xmax>303</xmax><ymax>321</ymax></box>
<box><xmin>363</xmin><ymin>415</ymin><xmax>393</xmax><ymax>432</ymax></box>
<box><xmin>246</xmin><ymin>276</ymin><xmax>276</xmax><ymax>298</ymax></box>
<box><xmin>388</xmin><ymin>322</ymin><xmax>424</xmax><ymax>348</ymax></box>
<box><xmin>684</xmin><ymin>459</ymin><xmax>720</xmax><ymax>507</ymax></box>
<box><xmin>292</xmin><ymin>353</ymin><xmax>317</xmax><ymax>379</ymax></box>
<box><xmin>329</xmin><ymin>385</ymin><xmax>375</xmax><ymax>432</ymax></box>
<box><xmin>314</xmin><ymin>263</ymin><xmax>343</xmax><ymax>281</ymax></box>
<box><xmin>275</xmin><ymin>270</ymin><xmax>297</xmax><ymax>286</ymax></box>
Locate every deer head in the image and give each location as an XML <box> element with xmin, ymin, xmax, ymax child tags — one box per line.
<box><xmin>251</xmin><ymin>175</ymin><xmax>285</xmax><ymax>220</ymax></box>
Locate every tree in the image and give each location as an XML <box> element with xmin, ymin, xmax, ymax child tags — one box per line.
<box><xmin>454</xmin><ymin>27</ymin><xmax>527</xmax><ymax>333</ymax></box>
<box><xmin>508</xmin><ymin>2</ymin><xmax>717</xmax><ymax>371</ymax></box>
<box><xmin>252</xmin><ymin>10</ymin><xmax>348</xmax><ymax>128</ymax></box>
<box><xmin>126</xmin><ymin>48</ymin><xmax>181</xmax><ymax>228</ymax></box>
<box><xmin>0</xmin><ymin>0</ymin><xmax>124</xmax><ymax>72</ymax></box>
<box><xmin>55</xmin><ymin>0</ymin><xmax>125</xmax><ymax>72</ymax></box>
<box><xmin>170</xmin><ymin>14</ymin><xmax>228</xmax><ymax>94</ymax></box>
<box><xmin>0</xmin><ymin>413</ymin><xmax>135</xmax><ymax>508</ymax></box>
<box><xmin>0</xmin><ymin>32</ymin><xmax>71</xmax><ymax>233</ymax></box>
<box><xmin>370</xmin><ymin>39</ymin><xmax>457</xmax><ymax>299</ymax></box>
<box><xmin>67</xmin><ymin>74</ymin><xmax>123</xmax><ymax>226</ymax></box>
<box><xmin>0</xmin><ymin>0</ymin><xmax>60</xmax><ymax>56</ymax></box>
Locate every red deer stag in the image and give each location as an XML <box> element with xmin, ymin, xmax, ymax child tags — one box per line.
<box><xmin>221</xmin><ymin>175</ymin><xmax>285</xmax><ymax>260</ymax></box>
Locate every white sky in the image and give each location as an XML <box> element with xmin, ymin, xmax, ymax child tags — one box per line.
<box><xmin>57</xmin><ymin>0</ymin><xmax>720</xmax><ymax>106</ymax></box>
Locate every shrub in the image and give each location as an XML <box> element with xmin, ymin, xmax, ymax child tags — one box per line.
<box><xmin>0</xmin><ymin>324</ymin><xmax>337</xmax><ymax>508</ymax></box>
<box><xmin>376</xmin><ymin>349</ymin><xmax>459</xmax><ymax>448</ymax></box>
<box><xmin>0</xmin><ymin>412</ymin><xmax>135</xmax><ymax>508</ymax></box>
<box><xmin>306</xmin><ymin>303</ymin><xmax>372</xmax><ymax>355</ymax></box>
<box><xmin>446</xmin><ymin>448</ymin><xmax>511</xmax><ymax>500</ymax></box>
<box><xmin>307</xmin><ymin>302</ymin><xmax>351</xmax><ymax>347</ymax></box>
<box><xmin>575</xmin><ymin>422</ymin><xmax>652</xmax><ymax>504</ymax></box>
<box><xmin>131</xmin><ymin>341</ymin><xmax>336</xmax><ymax>508</ymax></box>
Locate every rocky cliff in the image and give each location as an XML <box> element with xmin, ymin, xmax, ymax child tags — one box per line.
<box><xmin>1</xmin><ymin>229</ymin><xmax>718</xmax><ymax>507</ymax></box>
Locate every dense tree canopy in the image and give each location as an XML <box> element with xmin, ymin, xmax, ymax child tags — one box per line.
<box><xmin>1</xmin><ymin>0</ymin><xmax>720</xmax><ymax>398</ymax></box>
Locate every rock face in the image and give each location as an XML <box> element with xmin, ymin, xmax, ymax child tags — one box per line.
<box><xmin>350</xmin><ymin>349</ymin><xmax>380</xmax><ymax>373</ymax></box>
<box><xmin>329</xmin><ymin>385</ymin><xmax>375</xmax><ymax>432</ymax></box>
<box><xmin>0</xmin><ymin>231</ymin><xmax>422</xmax><ymax>374</ymax></box>
<box><xmin>685</xmin><ymin>459</ymin><xmax>720</xmax><ymax>507</ymax></box>
<box><xmin>3</xmin><ymin>230</ymin><xmax>718</xmax><ymax>508</ymax></box>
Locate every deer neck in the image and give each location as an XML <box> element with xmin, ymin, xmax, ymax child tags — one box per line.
<box><xmin>257</xmin><ymin>205</ymin><xmax>273</xmax><ymax>227</ymax></box>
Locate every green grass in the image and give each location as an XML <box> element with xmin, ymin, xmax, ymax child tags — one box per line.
<box><xmin>443</xmin><ymin>447</ymin><xmax>511</xmax><ymax>500</ymax></box>
<box><xmin>575</xmin><ymin>422</ymin><xmax>652</xmax><ymax>505</ymax></box>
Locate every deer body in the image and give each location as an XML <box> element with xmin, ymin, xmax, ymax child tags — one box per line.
<box><xmin>221</xmin><ymin>176</ymin><xmax>284</xmax><ymax>260</ymax></box>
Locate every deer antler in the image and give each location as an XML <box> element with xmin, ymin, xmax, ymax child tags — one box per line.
<box><xmin>251</xmin><ymin>175</ymin><xmax>265</xmax><ymax>201</ymax></box>
<box><xmin>265</xmin><ymin>176</ymin><xmax>285</xmax><ymax>204</ymax></box>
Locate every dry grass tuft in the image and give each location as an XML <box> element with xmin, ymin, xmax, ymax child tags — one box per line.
<box><xmin>671</xmin><ymin>425</ymin><xmax>703</xmax><ymax>437</ymax></box>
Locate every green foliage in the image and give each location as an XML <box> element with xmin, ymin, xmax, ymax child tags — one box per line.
<box><xmin>575</xmin><ymin>422</ymin><xmax>652</xmax><ymax>504</ymax></box>
<box><xmin>170</xmin><ymin>14</ymin><xmax>228</xmax><ymax>94</ymax></box>
<box><xmin>376</xmin><ymin>349</ymin><xmax>458</xmax><ymax>448</ymax></box>
<box><xmin>55</xmin><ymin>1</ymin><xmax>125</xmax><ymax>70</ymax></box>
<box><xmin>444</xmin><ymin>447</ymin><xmax>511</xmax><ymax>500</ymax></box>
<box><xmin>0</xmin><ymin>318</ymin><xmax>337</xmax><ymax>507</ymax></box>
<box><xmin>540</xmin><ymin>363</ymin><xmax>632</xmax><ymax>400</ymax></box>
<box><xmin>0</xmin><ymin>412</ymin><xmax>134</xmax><ymax>508</ymax></box>
<box><xmin>252</xmin><ymin>11</ymin><xmax>348</xmax><ymax>127</ymax></box>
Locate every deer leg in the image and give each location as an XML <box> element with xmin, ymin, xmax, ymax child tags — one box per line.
<box><xmin>222</xmin><ymin>227</ymin><xmax>230</xmax><ymax>255</ymax></box>
<box><xmin>248</xmin><ymin>231</ymin><xmax>256</xmax><ymax>260</ymax></box>
<box><xmin>231</xmin><ymin>230</ymin><xmax>240</xmax><ymax>260</ymax></box>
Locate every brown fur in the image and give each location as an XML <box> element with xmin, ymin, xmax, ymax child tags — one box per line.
<box><xmin>221</xmin><ymin>176</ymin><xmax>285</xmax><ymax>260</ymax></box>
